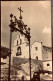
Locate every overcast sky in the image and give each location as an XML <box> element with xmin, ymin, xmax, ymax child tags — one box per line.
<box><xmin>1</xmin><ymin>1</ymin><xmax>52</xmax><ymax>48</ymax></box>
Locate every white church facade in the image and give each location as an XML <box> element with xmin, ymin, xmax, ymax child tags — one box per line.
<box><xmin>11</xmin><ymin>34</ymin><xmax>29</xmax><ymax>60</ymax></box>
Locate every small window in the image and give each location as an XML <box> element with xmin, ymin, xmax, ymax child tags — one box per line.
<box><xmin>36</xmin><ymin>56</ymin><xmax>38</xmax><ymax>60</ymax></box>
<box><xmin>17</xmin><ymin>41</ymin><xmax>18</xmax><ymax>46</ymax></box>
<box><xmin>20</xmin><ymin>39</ymin><xmax>22</xmax><ymax>45</ymax></box>
<box><xmin>35</xmin><ymin>47</ymin><xmax>38</xmax><ymax>50</ymax></box>
<box><xmin>46</xmin><ymin>48</ymin><xmax>47</xmax><ymax>51</ymax></box>
<box><xmin>47</xmin><ymin>63</ymin><xmax>50</xmax><ymax>66</ymax></box>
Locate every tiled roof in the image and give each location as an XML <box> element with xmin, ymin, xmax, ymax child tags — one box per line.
<box><xmin>42</xmin><ymin>45</ymin><xmax>51</xmax><ymax>49</ymax></box>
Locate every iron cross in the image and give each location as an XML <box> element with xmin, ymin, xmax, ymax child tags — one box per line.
<box><xmin>18</xmin><ymin>7</ymin><xmax>23</xmax><ymax>19</ymax></box>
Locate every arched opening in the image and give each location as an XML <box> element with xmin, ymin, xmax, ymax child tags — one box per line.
<box><xmin>16</xmin><ymin>46</ymin><xmax>21</xmax><ymax>56</ymax></box>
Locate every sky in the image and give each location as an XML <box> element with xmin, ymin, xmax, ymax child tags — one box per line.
<box><xmin>1</xmin><ymin>1</ymin><xmax>52</xmax><ymax>48</ymax></box>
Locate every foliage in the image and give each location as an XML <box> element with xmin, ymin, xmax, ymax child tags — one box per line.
<box><xmin>1</xmin><ymin>46</ymin><xmax>10</xmax><ymax>58</ymax></box>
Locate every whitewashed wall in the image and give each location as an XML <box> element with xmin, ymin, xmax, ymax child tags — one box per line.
<box><xmin>31</xmin><ymin>41</ymin><xmax>42</xmax><ymax>60</ymax></box>
<box><xmin>11</xmin><ymin>34</ymin><xmax>29</xmax><ymax>65</ymax></box>
<box><xmin>1</xmin><ymin>57</ymin><xmax>9</xmax><ymax>69</ymax></box>
<box><xmin>43</xmin><ymin>60</ymin><xmax>52</xmax><ymax>71</ymax></box>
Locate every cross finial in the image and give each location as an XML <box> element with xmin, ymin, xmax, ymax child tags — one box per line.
<box><xmin>18</xmin><ymin>7</ymin><xmax>23</xmax><ymax>19</ymax></box>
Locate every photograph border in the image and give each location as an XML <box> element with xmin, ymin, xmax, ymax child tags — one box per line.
<box><xmin>0</xmin><ymin>0</ymin><xmax>53</xmax><ymax>81</ymax></box>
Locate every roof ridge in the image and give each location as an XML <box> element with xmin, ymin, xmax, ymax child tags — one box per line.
<box><xmin>31</xmin><ymin>40</ymin><xmax>42</xmax><ymax>46</ymax></box>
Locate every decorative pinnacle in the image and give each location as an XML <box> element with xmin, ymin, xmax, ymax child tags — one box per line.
<box><xmin>10</xmin><ymin>13</ymin><xmax>13</xmax><ymax>19</ymax></box>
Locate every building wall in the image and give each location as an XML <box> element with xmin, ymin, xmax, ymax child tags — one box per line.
<box><xmin>42</xmin><ymin>46</ymin><xmax>52</xmax><ymax>71</ymax></box>
<box><xmin>43</xmin><ymin>60</ymin><xmax>52</xmax><ymax>71</ymax></box>
<box><xmin>11</xmin><ymin>44</ymin><xmax>29</xmax><ymax>58</ymax></box>
<box><xmin>1</xmin><ymin>57</ymin><xmax>9</xmax><ymax>72</ymax></box>
<box><xmin>31</xmin><ymin>41</ymin><xmax>42</xmax><ymax>60</ymax></box>
<box><xmin>42</xmin><ymin>46</ymin><xmax>52</xmax><ymax>60</ymax></box>
<box><xmin>1</xmin><ymin>57</ymin><xmax>9</xmax><ymax>64</ymax></box>
<box><xmin>11</xmin><ymin>34</ymin><xmax>29</xmax><ymax>65</ymax></box>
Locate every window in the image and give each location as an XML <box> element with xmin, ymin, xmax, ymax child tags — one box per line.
<box><xmin>17</xmin><ymin>40</ymin><xmax>18</xmax><ymax>46</ymax></box>
<box><xmin>46</xmin><ymin>49</ymin><xmax>47</xmax><ymax>51</ymax></box>
<box><xmin>45</xmin><ymin>48</ymin><xmax>47</xmax><ymax>51</ymax></box>
<box><xmin>36</xmin><ymin>56</ymin><xmax>38</xmax><ymax>60</ymax></box>
<box><xmin>35</xmin><ymin>47</ymin><xmax>38</xmax><ymax>50</ymax></box>
<box><xmin>20</xmin><ymin>39</ymin><xmax>22</xmax><ymax>45</ymax></box>
<box><xmin>16</xmin><ymin>46</ymin><xmax>21</xmax><ymax>56</ymax></box>
<box><xmin>47</xmin><ymin>63</ymin><xmax>50</xmax><ymax>66</ymax></box>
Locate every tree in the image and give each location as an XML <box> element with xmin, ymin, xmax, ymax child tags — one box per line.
<box><xmin>1</xmin><ymin>46</ymin><xmax>10</xmax><ymax>58</ymax></box>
